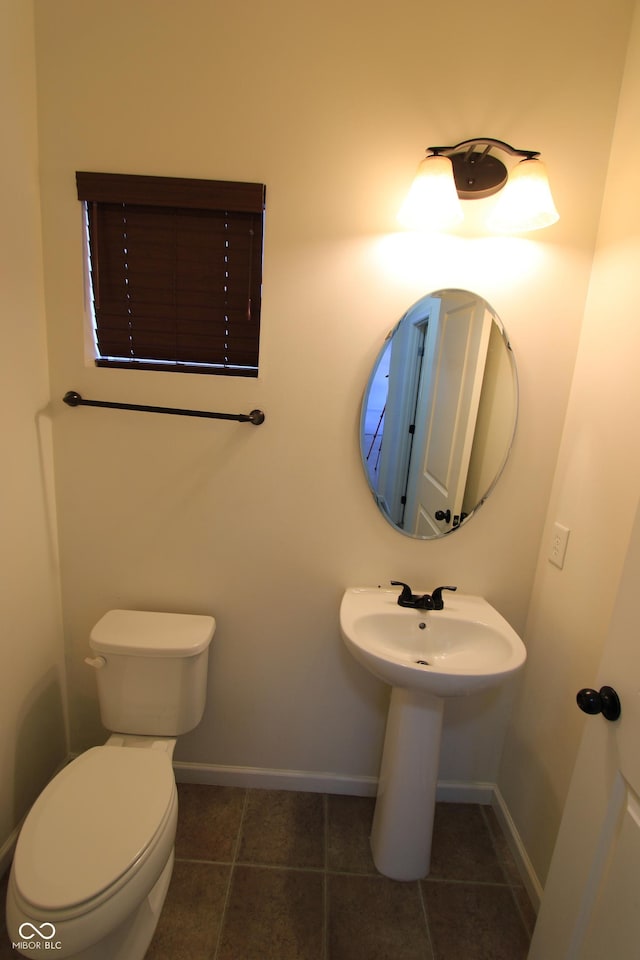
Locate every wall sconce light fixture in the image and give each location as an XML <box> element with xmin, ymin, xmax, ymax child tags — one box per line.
<box><xmin>398</xmin><ymin>138</ymin><xmax>559</xmax><ymax>233</ymax></box>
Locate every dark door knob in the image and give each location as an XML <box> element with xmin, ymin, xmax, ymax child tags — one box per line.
<box><xmin>435</xmin><ymin>509</ymin><xmax>451</xmax><ymax>523</ymax></box>
<box><xmin>576</xmin><ymin>685</ymin><xmax>621</xmax><ymax>722</ymax></box>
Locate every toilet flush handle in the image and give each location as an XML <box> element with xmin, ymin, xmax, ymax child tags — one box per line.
<box><xmin>84</xmin><ymin>655</ymin><xmax>107</xmax><ymax>670</ymax></box>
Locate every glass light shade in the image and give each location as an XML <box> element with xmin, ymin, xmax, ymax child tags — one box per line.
<box><xmin>488</xmin><ymin>157</ymin><xmax>559</xmax><ymax>232</ymax></box>
<box><xmin>397</xmin><ymin>154</ymin><xmax>463</xmax><ymax>231</ymax></box>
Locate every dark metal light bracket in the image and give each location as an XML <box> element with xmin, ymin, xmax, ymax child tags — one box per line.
<box><xmin>427</xmin><ymin>138</ymin><xmax>540</xmax><ymax>199</ymax></box>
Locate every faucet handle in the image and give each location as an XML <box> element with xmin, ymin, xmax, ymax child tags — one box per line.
<box><xmin>391</xmin><ymin>581</ymin><xmax>415</xmax><ymax>605</ymax></box>
<box><xmin>431</xmin><ymin>585</ymin><xmax>457</xmax><ymax>610</ymax></box>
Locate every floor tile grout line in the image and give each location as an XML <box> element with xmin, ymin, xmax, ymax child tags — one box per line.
<box><xmin>479</xmin><ymin>803</ymin><xmax>536</xmax><ymax>937</ymax></box>
<box><xmin>175</xmin><ymin>858</ymin><xmax>525</xmax><ymax>896</ymax></box>
<box><xmin>479</xmin><ymin>803</ymin><xmax>524</xmax><ymax>886</ymax></box>
<box><xmin>210</xmin><ymin>787</ymin><xmax>249</xmax><ymax>960</ymax></box>
<box><xmin>422</xmin><ymin>877</ymin><xmax>523</xmax><ymax>889</ymax></box>
<box><xmin>175</xmin><ymin>853</ymin><xmax>521</xmax><ymax>887</ymax></box>
<box><xmin>417</xmin><ymin>879</ymin><xmax>436</xmax><ymax>960</ymax></box>
<box><xmin>507</xmin><ymin>881</ymin><xmax>537</xmax><ymax>940</ymax></box>
<box><xmin>480</xmin><ymin>804</ymin><xmax>507</xmax><ymax>870</ymax></box>
<box><xmin>234</xmin><ymin>788</ymin><xmax>251</xmax><ymax>863</ymax></box>
<box><xmin>176</xmin><ymin>857</ymin><xmax>327</xmax><ymax>872</ymax></box>
<box><xmin>322</xmin><ymin>794</ymin><xmax>329</xmax><ymax>960</ymax></box>
<box><xmin>175</xmin><ymin>856</ymin><xmax>235</xmax><ymax>866</ymax></box>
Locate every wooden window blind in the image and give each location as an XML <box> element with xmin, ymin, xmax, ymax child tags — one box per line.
<box><xmin>76</xmin><ymin>172</ymin><xmax>266</xmax><ymax>377</ymax></box>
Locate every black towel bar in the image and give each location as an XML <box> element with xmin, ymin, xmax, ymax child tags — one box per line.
<box><xmin>63</xmin><ymin>391</ymin><xmax>265</xmax><ymax>425</ymax></box>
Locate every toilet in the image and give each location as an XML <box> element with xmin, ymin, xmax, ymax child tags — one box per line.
<box><xmin>6</xmin><ymin>608</ymin><xmax>215</xmax><ymax>959</ymax></box>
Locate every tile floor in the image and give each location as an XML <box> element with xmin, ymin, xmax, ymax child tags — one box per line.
<box><xmin>1</xmin><ymin>785</ymin><xmax>536</xmax><ymax>960</ymax></box>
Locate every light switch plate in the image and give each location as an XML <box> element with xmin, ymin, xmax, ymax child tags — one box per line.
<box><xmin>549</xmin><ymin>522</ymin><xmax>570</xmax><ymax>569</ymax></box>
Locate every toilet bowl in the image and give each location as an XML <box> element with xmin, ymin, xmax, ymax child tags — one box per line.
<box><xmin>6</xmin><ymin>610</ymin><xmax>215</xmax><ymax>959</ymax></box>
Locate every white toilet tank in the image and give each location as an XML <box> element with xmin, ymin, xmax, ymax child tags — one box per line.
<box><xmin>89</xmin><ymin>610</ymin><xmax>215</xmax><ymax>736</ymax></box>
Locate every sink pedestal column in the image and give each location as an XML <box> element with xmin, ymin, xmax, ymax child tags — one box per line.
<box><xmin>370</xmin><ymin>686</ymin><xmax>444</xmax><ymax>881</ymax></box>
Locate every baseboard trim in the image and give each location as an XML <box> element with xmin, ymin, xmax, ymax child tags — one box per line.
<box><xmin>436</xmin><ymin>779</ymin><xmax>495</xmax><ymax>804</ymax></box>
<box><xmin>173</xmin><ymin>761</ymin><xmax>379</xmax><ymax>796</ymax></box>
<box><xmin>492</xmin><ymin>784</ymin><xmax>543</xmax><ymax>911</ymax></box>
<box><xmin>173</xmin><ymin>763</ymin><xmax>498</xmax><ymax>805</ymax></box>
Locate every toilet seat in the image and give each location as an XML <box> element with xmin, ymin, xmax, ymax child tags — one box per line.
<box><xmin>13</xmin><ymin>745</ymin><xmax>176</xmax><ymax>915</ymax></box>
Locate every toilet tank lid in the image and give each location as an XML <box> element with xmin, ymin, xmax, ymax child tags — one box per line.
<box><xmin>90</xmin><ymin>609</ymin><xmax>215</xmax><ymax>657</ymax></box>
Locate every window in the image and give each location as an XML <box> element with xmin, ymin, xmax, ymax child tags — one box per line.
<box><xmin>76</xmin><ymin>172</ymin><xmax>266</xmax><ymax>377</ymax></box>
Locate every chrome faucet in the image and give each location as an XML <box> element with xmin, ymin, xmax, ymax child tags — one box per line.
<box><xmin>391</xmin><ymin>581</ymin><xmax>457</xmax><ymax>611</ymax></box>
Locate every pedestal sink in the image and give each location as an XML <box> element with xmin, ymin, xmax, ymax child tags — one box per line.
<box><xmin>340</xmin><ymin>586</ymin><xmax>526</xmax><ymax>880</ymax></box>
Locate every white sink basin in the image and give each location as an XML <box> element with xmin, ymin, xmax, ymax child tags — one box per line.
<box><xmin>340</xmin><ymin>587</ymin><xmax>526</xmax><ymax>697</ymax></box>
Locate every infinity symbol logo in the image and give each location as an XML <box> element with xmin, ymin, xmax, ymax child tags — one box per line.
<box><xmin>18</xmin><ymin>922</ymin><xmax>57</xmax><ymax>940</ymax></box>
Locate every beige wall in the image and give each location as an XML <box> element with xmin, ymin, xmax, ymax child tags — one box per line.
<box><xmin>0</xmin><ymin>0</ymin><xmax>632</xmax><ymax>892</ymax></box>
<box><xmin>31</xmin><ymin>0</ymin><xmax>633</xmax><ymax>798</ymax></box>
<box><xmin>0</xmin><ymin>0</ymin><xmax>66</xmax><ymax>870</ymax></box>
<box><xmin>499</xmin><ymin>0</ymin><xmax>640</xmax><ymax>889</ymax></box>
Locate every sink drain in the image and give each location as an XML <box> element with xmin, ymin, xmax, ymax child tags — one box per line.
<box><xmin>415</xmin><ymin>659</ymin><xmax>431</xmax><ymax>666</ymax></box>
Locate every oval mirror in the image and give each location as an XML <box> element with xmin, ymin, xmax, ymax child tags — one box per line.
<box><xmin>360</xmin><ymin>289</ymin><xmax>518</xmax><ymax>539</ymax></box>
